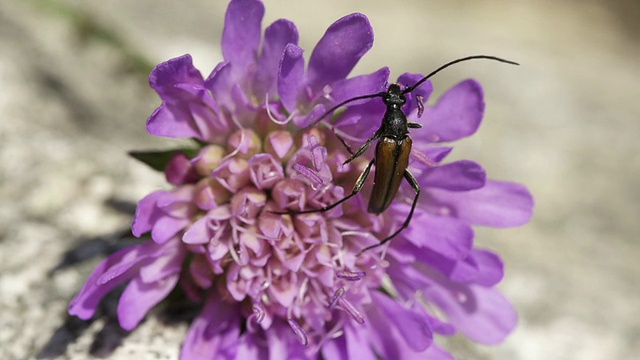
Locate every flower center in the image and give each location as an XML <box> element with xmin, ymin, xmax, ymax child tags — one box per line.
<box><xmin>184</xmin><ymin>113</ymin><xmax>390</xmax><ymax>343</ymax></box>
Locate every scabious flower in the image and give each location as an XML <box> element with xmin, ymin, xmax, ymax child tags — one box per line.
<box><xmin>69</xmin><ymin>0</ymin><xmax>533</xmax><ymax>359</ymax></box>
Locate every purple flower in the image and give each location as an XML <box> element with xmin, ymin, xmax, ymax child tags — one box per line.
<box><xmin>69</xmin><ymin>0</ymin><xmax>533</xmax><ymax>359</ymax></box>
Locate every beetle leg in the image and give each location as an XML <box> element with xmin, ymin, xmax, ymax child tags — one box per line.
<box><xmin>408</xmin><ymin>122</ymin><xmax>422</xmax><ymax>129</ymax></box>
<box><xmin>358</xmin><ymin>169</ymin><xmax>420</xmax><ymax>254</ymax></box>
<box><xmin>344</xmin><ymin>131</ymin><xmax>381</xmax><ymax>165</ymax></box>
<box><xmin>272</xmin><ymin>160</ymin><xmax>374</xmax><ymax>215</ymax></box>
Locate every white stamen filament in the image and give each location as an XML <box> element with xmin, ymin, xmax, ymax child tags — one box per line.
<box><xmin>340</xmin><ymin>230</ymin><xmax>372</xmax><ymax>238</ymax></box>
<box><xmin>232</xmin><ymin>221</ymin><xmax>279</xmax><ymax>241</ymax></box>
<box><xmin>219</xmin><ymin>117</ymin><xmax>245</xmax><ymax>164</ymax></box>
<box><xmin>265</xmin><ymin>93</ymin><xmax>296</xmax><ymax>125</ymax></box>
<box><xmin>298</xmin><ymin>278</ymin><xmax>309</xmax><ymax>303</ymax></box>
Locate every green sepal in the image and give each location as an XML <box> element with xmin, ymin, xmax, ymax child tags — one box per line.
<box><xmin>128</xmin><ymin>147</ymin><xmax>201</xmax><ymax>172</ymax></box>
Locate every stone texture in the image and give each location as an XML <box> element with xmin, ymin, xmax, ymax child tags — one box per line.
<box><xmin>1</xmin><ymin>1</ymin><xmax>638</xmax><ymax>359</ymax></box>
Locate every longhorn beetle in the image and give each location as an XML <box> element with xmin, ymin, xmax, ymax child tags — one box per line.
<box><xmin>278</xmin><ymin>55</ymin><xmax>518</xmax><ymax>254</ymax></box>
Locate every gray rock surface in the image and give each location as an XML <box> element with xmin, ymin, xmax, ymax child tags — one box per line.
<box><xmin>1</xmin><ymin>0</ymin><xmax>639</xmax><ymax>359</ymax></box>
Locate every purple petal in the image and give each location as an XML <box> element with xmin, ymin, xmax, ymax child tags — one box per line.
<box><xmin>419</xmin><ymin>344</ymin><xmax>455</xmax><ymax>360</ymax></box>
<box><xmin>431</xmin><ymin>285</ymin><xmax>518</xmax><ymax>345</ymax></box>
<box><xmin>147</xmin><ymin>82</ymin><xmax>226</xmax><ymax>141</ymax></box>
<box><xmin>470</xmin><ymin>249</ymin><xmax>505</xmax><ymax>287</ymax></box>
<box><xmin>181</xmin><ymin>296</ymin><xmax>241</xmax><ymax>360</ymax></box>
<box><xmin>397</xmin><ymin>72</ymin><xmax>434</xmax><ymax>116</ymax></box>
<box><xmin>221</xmin><ymin>0</ymin><xmax>264</xmax><ymax>69</ymax></box>
<box><xmin>307</xmin><ymin>13</ymin><xmax>374</xmax><ymax>90</ymax></box>
<box><xmin>147</xmin><ymin>55</ymin><xmax>215</xmax><ymax>140</ymax></box>
<box><xmin>417</xmin><ymin>79</ymin><xmax>485</xmax><ymax>143</ymax></box>
<box><xmin>425</xmin><ymin>312</ymin><xmax>456</xmax><ymax>336</ymax></box>
<box><xmin>329</xmin><ymin>67</ymin><xmax>390</xmax><ymax>105</ymax></box>
<box><xmin>149</xmin><ymin>54</ymin><xmax>204</xmax><ymax>98</ymax></box>
<box><xmin>367</xmin><ymin>306</ymin><xmax>402</xmax><ymax>359</ymax></box>
<box><xmin>278</xmin><ymin>43</ymin><xmax>306</xmax><ymax>113</ymax></box>
<box><xmin>386</xmin><ymin>257</ymin><xmax>432</xmax><ymax>299</ymax></box>
<box><xmin>321</xmin><ymin>333</ymin><xmax>349</xmax><ymax>360</ymax></box>
<box><xmin>266</xmin><ymin>320</ymin><xmax>308</xmax><ymax>360</ymax></box>
<box><xmin>371</xmin><ymin>292</ymin><xmax>433</xmax><ymax>352</ymax></box>
<box><xmin>151</xmin><ymin>216</ymin><xmax>190</xmax><ymax>244</ymax></box>
<box><xmin>446</xmin><ymin>253</ymin><xmax>480</xmax><ymax>283</ymax></box>
<box><xmin>344</xmin><ymin>322</ymin><xmax>378</xmax><ymax>360</ymax></box>
<box><xmin>146</xmin><ymin>105</ymin><xmax>203</xmax><ymax>139</ymax></box>
<box><xmin>367</xmin><ymin>298</ymin><xmax>432</xmax><ymax>359</ymax></box>
<box><xmin>418</xmin><ymin>160</ymin><xmax>486</xmax><ymax>191</ymax></box>
<box><xmin>402</xmin><ymin>210</ymin><xmax>474</xmax><ymax>260</ymax></box>
<box><xmin>410</xmin><ymin>145</ymin><xmax>453</xmax><ymax>169</ymax></box>
<box><xmin>138</xmin><ymin>240</ymin><xmax>185</xmax><ymax>283</ymax></box>
<box><xmin>117</xmin><ymin>272</ymin><xmax>179</xmax><ymax>330</ymax></box>
<box><xmin>236</xmin><ymin>332</ymin><xmax>268</xmax><ymax>360</ymax></box>
<box><xmin>424</xmin><ymin>146</ymin><xmax>453</xmax><ymax>163</ymax></box>
<box><xmin>205</xmin><ymin>61</ymin><xmax>234</xmax><ymax>108</ymax></box>
<box><xmin>293</xmin><ymin>102</ymin><xmax>327</xmax><ymax>128</ymax></box>
<box><xmin>182</xmin><ymin>209</ymin><xmax>228</xmax><ymax>245</ymax></box>
<box><xmin>428</xmin><ymin>179</ymin><xmax>534</xmax><ymax>227</ymax></box>
<box><xmin>253</xmin><ymin>19</ymin><xmax>299</xmax><ymax>98</ymax></box>
<box><xmin>132</xmin><ymin>191</ymin><xmax>163</xmax><ymax>237</ymax></box>
<box><xmin>177</xmin><ymin>84</ymin><xmax>227</xmax><ymax>140</ymax></box>
<box><xmin>69</xmin><ymin>243</ymin><xmax>154</xmax><ymax>319</ymax></box>
<box><xmin>332</xmin><ymin>101</ymin><xmax>385</xmax><ymax>141</ymax></box>
<box><xmin>403</xmin><ymin>240</ymin><xmax>482</xmax><ymax>283</ymax></box>
<box><xmin>155</xmin><ymin>186</ymin><xmax>195</xmax><ymax>215</ymax></box>
<box><xmin>398</xmin><ymin>73</ymin><xmax>434</xmax><ymax>100</ymax></box>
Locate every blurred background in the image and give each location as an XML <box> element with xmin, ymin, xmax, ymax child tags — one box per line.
<box><xmin>1</xmin><ymin>0</ymin><xmax>639</xmax><ymax>359</ymax></box>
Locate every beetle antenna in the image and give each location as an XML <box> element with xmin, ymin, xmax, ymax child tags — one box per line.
<box><xmin>402</xmin><ymin>55</ymin><xmax>519</xmax><ymax>94</ymax></box>
<box><xmin>303</xmin><ymin>92</ymin><xmax>385</xmax><ymax>130</ymax></box>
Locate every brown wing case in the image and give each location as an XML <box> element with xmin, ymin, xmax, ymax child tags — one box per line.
<box><xmin>368</xmin><ymin>136</ymin><xmax>412</xmax><ymax>214</ymax></box>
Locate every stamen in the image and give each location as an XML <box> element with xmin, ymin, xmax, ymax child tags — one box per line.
<box><xmin>416</xmin><ymin>95</ymin><xmax>425</xmax><ymax>118</ymax></box>
<box><xmin>328</xmin><ymin>287</ymin><xmax>345</xmax><ymax>309</ymax></box>
<box><xmin>338</xmin><ymin>297</ymin><xmax>365</xmax><ymax>324</ymax></box>
<box><xmin>298</xmin><ymin>278</ymin><xmax>309</xmax><ymax>303</ymax></box>
<box><xmin>293</xmin><ymin>163</ymin><xmax>324</xmax><ymax>186</ymax></box>
<box><xmin>316</xmin><ymin>321</ymin><xmax>344</xmax><ymax>350</ymax></box>
<box><xmin>247</xmin><ymin>302</ymin><xmax>266</xmax><ymax>332</ymax></box>
<box><xmin>322</xmin><ymin>84</ymin><xmax>333</xmax><ymax>97</ymax></box>
<box><xmin>232</xmin><ymin>221</ymin><xmax>279</xmax><ymax>242</ymax></box>
<box><xmin>370</xmin><ymin>258</ymin><xmax>390</xmax><ymax>270</ymax></box>
<box><xmin>252</xmin><ymin>303</ymin><xmax>265</xmax><ymax>324</ymax></box>
<box><xmin>340</xmin><ymin>230</ymin><xmax>372</xmax><ymax>238</ymax></box>
<box><xmin>305</xmin><ymin>135</ymin><xmax>327</xmax><ymax>171</ymax></box>
<box><xmin>219</xmin><ymin>114</ymin><xmax>246</xmax><ymax>163</ymax></box>
<box><xmin>288</xmin><ymin>318</ymin><xmax>309</xmax><ymax>346</ymax></box>
<box><xmin>228</xmin><ymin>232</ymin><xmax>241</xmax><ymax>265</ymax></box>
<box><xmin>260</xmin><ymin>280</ymin><xmax>270</xmax><ymax>290</ymax></box>
<box><xmin>411</xmin><ymin>148</ymin><xmax>437</xmax><ymax>168</ymax></box>
<box><xmin>336</xmin><ymin>270</ymin><xmax>366</xmax><ymax>281</ymax></box>
<box><xmin>265</xmin><ymin>93</ymin><xmax>296</xmax><ymax>125</ymax></box>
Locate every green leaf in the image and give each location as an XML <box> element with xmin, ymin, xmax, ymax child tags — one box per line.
<box><xmin>128</xmin><ymin>148</ymin><xmax>200</xmax><ymax>172</ymax></box>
